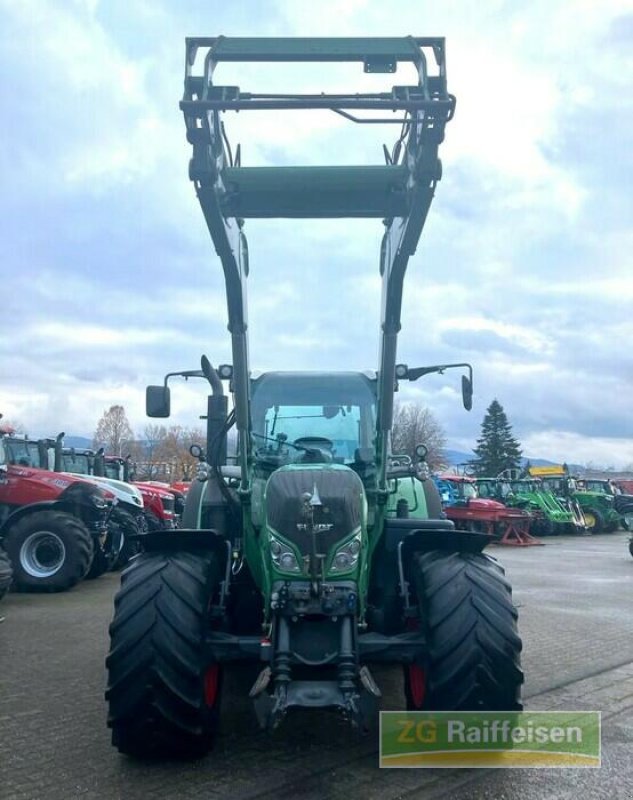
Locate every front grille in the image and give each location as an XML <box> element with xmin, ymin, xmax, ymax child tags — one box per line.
<box><xmin>160</xmin><ymin>495</ymin><xmax>175</xmax><ymax>514</ymax></box>
<box><xmin>266</xmin><ymin>467</ymin><xmax>363</xmax><ymax>556</ymax></box>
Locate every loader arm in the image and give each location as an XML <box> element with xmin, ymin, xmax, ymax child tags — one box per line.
<box><xmin>180</xmin><ymin>36</ymin><xmax>455</xmax><ymax>495</ymax></box>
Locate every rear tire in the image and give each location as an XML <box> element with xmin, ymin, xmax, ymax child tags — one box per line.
<box><xmin>407</xmin><ymin>550</ymin><xmax>523</xmax><ymax>710</ymax></box>
<box><xmin>5</xmin><ymin>511</ymin><xmax>93</xmax><ymax>592</ymax></box>
<box><xmin>106</xmin><ymin>550</ymin><xmax>223</xmax><ymax>758</ymax></box>
<box><xmin>0</xmin><ymin>546</ymin><xmax>13</xmax><ymax>601</ymax></box>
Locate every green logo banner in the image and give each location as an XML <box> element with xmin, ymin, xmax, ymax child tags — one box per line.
<box><xmin>380</xmin><ymin>711</ymin><xmax>601</xmax><ymax>768</ymax></box>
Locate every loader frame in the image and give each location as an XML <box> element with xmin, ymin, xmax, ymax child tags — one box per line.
<box><xmin>180</xmin><ymin>36</ymin><xmax>456</xmax><ymax>498</ymax></box>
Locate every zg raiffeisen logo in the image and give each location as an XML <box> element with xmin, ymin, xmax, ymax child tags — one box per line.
<box><xmin>379</xmin><ymin>711</ymin><xmax>601</xmax><ymax>768</ymax></box>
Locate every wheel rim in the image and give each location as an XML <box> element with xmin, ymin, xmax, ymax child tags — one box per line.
<box><xmin>584</xmin><ymin>511</ymin><xmax>596</xmax><ymax>529</ymax></box>
<box><xmin>407</xmin><ymin>664</ymin><xmax>427</xmax><ymax>708</ymax></box>
<box><xmin>623</xmin><ymin>513</ymin><xmax>633</xmax><ymax>530</ymax></box>
<box><xmin>19</xmin><ymin>531</ymin><xmax>66</xmax><ymax>578</ymax></box>
<box><xmin>204</xmin><ymin>664</ymin><xmax>220</xmax><ymax>707</ymax></box>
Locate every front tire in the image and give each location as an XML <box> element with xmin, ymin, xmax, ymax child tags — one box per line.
<box><xmin>144</xmin><ymin>510</ymin><xmax>163</xmax><ymax>532</ymax></box>
<box><xmin>584</xmin><ymin>509</ymin><xmax>604</xmax><ymax>534</ymax></box>
<box><xmin>406</xmin><ymin>550</ymin><xmax>523</xmax><ymax>710</ymax></box>
<box><xmin>106</xmin><ymin>550</ymin><xmax>223</xmax><ymax>758</ymax></box>
<box><xmin>85</xmin><ymin>543</ymin><xmax>110</xmax><ymax>579</ymax></box>
<box><xmin>4</xmin><ymin>511</ymin><xmax>93</xmax><ymax>592</ymax></box>
<box><xmin>108</xmin><ymin>509</ymin><xmax>141</xmax><ymax>571</ymax></box>
<box><xmin>0</xmin><ymin>546</ymin><xmax>13</xmax><ymax>601</ymax></box>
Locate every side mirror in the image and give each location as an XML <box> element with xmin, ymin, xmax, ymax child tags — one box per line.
<box><xmin>190</xmin><ymin>443</ymin><xmax>205</xmax><ymax>461</ymax></box>
<box><xmin>146</xmin><ymin>385</ymin><xmax>171</xmax><ymax>418</ymax></box>
<box><xmin>461</xmin><ymin>375</ymin><xmax>473</xmax><ymax>411</ymax></box>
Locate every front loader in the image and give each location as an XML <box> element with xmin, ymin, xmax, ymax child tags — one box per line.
<box><xmin>106</xmin><ymin>36</ymin><xmax>523</xmax><ymax>758</ymax></box>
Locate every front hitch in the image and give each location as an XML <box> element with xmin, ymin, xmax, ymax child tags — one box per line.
<box><xmin>249</xmin><ymin>606</ymin><xmax>380</xmax><ymax>731</ymax></box>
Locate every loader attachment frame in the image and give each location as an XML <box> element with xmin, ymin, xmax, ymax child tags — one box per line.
<box><xmin>180</xmin><ymin>37</ymin><xmax>455</xmax><ymax>496</ymax></box>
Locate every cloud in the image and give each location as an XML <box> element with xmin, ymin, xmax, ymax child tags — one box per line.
<box><xmin>1</xmin><ymin>0</ymin><xmax>631</xmax><ymax>469</ymax></box>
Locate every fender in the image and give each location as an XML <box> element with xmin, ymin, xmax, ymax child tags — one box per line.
<box><xmin>180</xmin><ymin>478</ymin><xmax>207</xmax><ymax>529</ymax></box>
<box><xmin>0</xmin><ymin>500</ymin><xmax>65</xmax><ymax>537</ymax></box>
<box><xmin>384</xmin><ymin>518</ymin><xmax>491</xmax><ymax>555</ymax></box>
<box><xmin>138</xmin><ymin>527</ymin><xmax>229</xmax><ymax>568</ymax></box>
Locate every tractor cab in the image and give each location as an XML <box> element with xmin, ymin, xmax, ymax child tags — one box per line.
<box><xmin>251</xmin><ymin>372</ymin><xmax>377</xmax><ymax>469</ymax></box>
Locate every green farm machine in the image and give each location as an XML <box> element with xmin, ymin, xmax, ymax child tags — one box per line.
<box><xmin>106</xmin><ymin>37</ymin><xmax>523</xmax><ymax>758</ymax></box>
<box><xmin>528</xmin><ymin>467</ymin><xmax>621</xmax><ymax>534</ymax></box>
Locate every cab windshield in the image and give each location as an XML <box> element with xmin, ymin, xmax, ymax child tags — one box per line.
<box><xmin>62</xmin><ymin>453</ymin><xmax>92</xmax><ymax>475</ymax></box>
<box><xmin>6</xmin><ymin>439</ymin><xmax>40</xmax><ymax>468</ymax></box>
<box><xmin>511</xmin><ymin>480</ymin><xmax>539</xmax><ymax>493</ymax></box>
<box><xmin>460</xmin><ymin>482</ymin><xmax>478</xmax><ymax>500</ymax></box>
<box><xmin>250</xmin><ymin>372</ymin><xmax>377</xmax><ymax>465</ymax></box>
<box><xmin>585</xmin><ymin>481</ymin><xmax>612</xmax><ymax>495</ymax></box>
<box><xmin>476</xmin><ymin>481</ymin><xmax>497</xmax><ymax>499</ymax></box>
<box><xmin>104</xmin><ymin>463</ymin><xmax>121</xmax><ymax>480</ymax></box>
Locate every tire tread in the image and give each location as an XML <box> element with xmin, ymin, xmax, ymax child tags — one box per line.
<box><xmin>412</xmin><ymin>550</ymin><xmax>523</xmax><ymax>710</ymax></box>
<box><xmin>106</xmin><ymin>550</ymin><xmax>221</xmax><ymax>758</ymax></box>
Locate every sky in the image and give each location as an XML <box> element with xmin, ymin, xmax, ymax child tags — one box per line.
<box><xmin>1</xmin><ymin>0</ymin><xmax>632</xmax><ymax>469</ymax></box>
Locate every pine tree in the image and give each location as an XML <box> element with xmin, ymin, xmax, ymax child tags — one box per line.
<box><xmin>471</xmin><ymin>399</ymin><xmax>522</xmax><ymax>477</ymax></box>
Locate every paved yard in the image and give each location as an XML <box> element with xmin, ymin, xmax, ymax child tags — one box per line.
<box><xmin>1</xmin><ymin>532</ymin><xmax>632</xmax><ymax>799</ymax></box>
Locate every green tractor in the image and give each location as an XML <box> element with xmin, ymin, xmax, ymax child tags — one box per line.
<box><xmin>530</xmin><ymin>468</ymin><xmax>623</xmax><ymax>534</ymax></box>
<box><xmin>476</xmin><ymin>476</ymin><xmax>578</xmax><ymax>535</ymax></box>
<box><xmin>529</xmin><ymin>475</ymin><xmax>588</xmax><ymax>534</ymax></box>
<box><xmin>573</xmin><ymin>479</ymin><xmax>623</xmax><ymax>533</ymax></box>
<box><xmin>105</xmin><ymin>36</ymin><xmax>523</xmax><ymax>758</ymax></box>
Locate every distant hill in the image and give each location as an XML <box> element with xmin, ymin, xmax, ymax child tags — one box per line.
<box><xmin>63</xmin><ymin>435</ymin><xmax>93</xmax><ymax>450</ymax></box>
<box><xmin>442</xmin><ymin>449</ymin><xmax>583</xmax><ymax>473</ymax></box>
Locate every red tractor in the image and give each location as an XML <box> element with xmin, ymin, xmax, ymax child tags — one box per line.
<box><xmin>0</xmin><ymin>425</ymin><xmax>114</xmax><ymax>592</ymax></box>
<box><xmin>97</xmin><ymin>455</ymin><xmax>181</xmax><ymax>530</ymax></box>
<box><xmin>434</xmin><ymin>474</ymin><xmax>533</xmax><ymax>543</ymax></box>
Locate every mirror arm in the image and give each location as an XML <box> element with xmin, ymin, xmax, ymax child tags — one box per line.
<box><xmin>407</xmin><ymin>362</ymin><xmax>472</xmax><ymax>382</ymax></box>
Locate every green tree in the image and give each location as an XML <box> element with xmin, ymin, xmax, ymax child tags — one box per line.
<box><xmin>94</xmin><ymin>405</ymin><xmax>135</xmax><ymax>456</ymax></box>
<box><xmin>471</xmin><ymin>399</ymin><xmax>522</xmax><ymax>477</ymax></box>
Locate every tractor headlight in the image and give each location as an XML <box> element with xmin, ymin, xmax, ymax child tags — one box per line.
<box><xmin>328</xmin><ymin>533</ymin><xmax>362</xmax><ymax>575</ymax></box>
<box><xmin>196</xmin><ymin>462</ymin><xmax>210</xmax><ymax>482</ymax></box>
<box><xmin>269</xmin><ymin>533</ymin><xmax>301</xmax><ymax>573</ymax></box>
